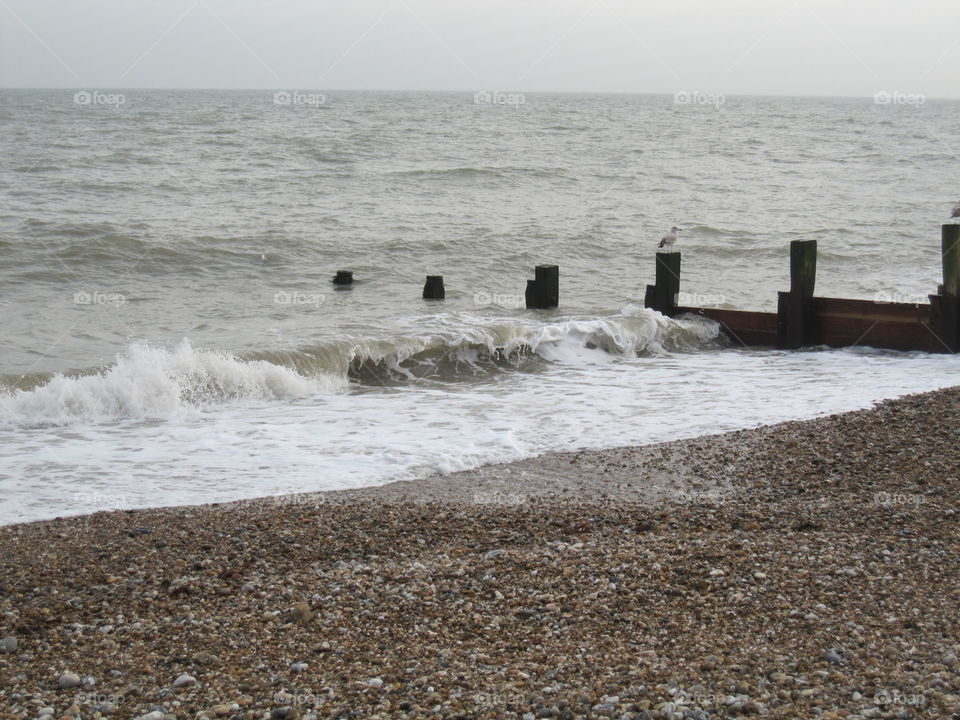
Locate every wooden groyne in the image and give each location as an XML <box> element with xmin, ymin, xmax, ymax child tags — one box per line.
<box><xmin>328</xmin><ymin>226</ymin><xmax>959</xmax><ymax>354</ymax></box>
<box><xmin>645</xmin><ymin>225</ymin><xmax>960</xmax><ymax>353</ymax></box>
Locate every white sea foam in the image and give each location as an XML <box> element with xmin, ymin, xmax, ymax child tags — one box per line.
<box><xmin>0</xmin><ymin>340</ymin><xmax>345</xmax><ymax>428</ymax></box>
<box><xmin>1</xmin><ymin>340</ymin><xmax>958</xmax><ymax>525</ymax></box>
<box><xmin>0</xmin><ymin>310</ymin><xmax>720</xmax><ymax>428</ymax></box>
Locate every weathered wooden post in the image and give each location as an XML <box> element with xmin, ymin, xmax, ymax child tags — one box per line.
<box><xmin>644</xmin><ymin>252</ymin><xmax>681</xmax><ymax>315</ymax></box>
<box><xmin>525</xmin><ymin>265</ymin><xmax>559</xmax><ymax>309</ymax></box>
<box><xmin>940</xmin><ymin>225</ymin><xmax>960</xmax><ymax>352</ymax></box>
<box><xmin>423</xmin><ymin>275</ymin><xmax>445</xmax><ymax>300</ymax></box>
<box><xmin>333</xmin><ymin>270</ymin><xmax>353</xmax><ymax>286</ymax></box>
<box><xmin>776</xmin><ymin>240</ymin><xmax>817</xmax><ymax>349</ymax></box>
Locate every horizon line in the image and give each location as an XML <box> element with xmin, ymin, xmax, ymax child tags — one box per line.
<box><xmin>1</xmin><ymin>87</ymin><xmax>959</xmax><ymax>101</ymax></box>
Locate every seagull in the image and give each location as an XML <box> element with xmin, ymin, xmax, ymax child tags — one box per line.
<box><xmin>658</xmin><ymin>226</ymin><xmax>681</xmax><ymax>249</ymax></box>
<box><xmin>951</xmin><ymin>203</ymin><xmax>960</xmax><ymax>223</ymax></box>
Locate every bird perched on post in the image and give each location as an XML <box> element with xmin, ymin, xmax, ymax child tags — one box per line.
<box><xmin>951</xmin><ymin>203</ymin><xmax>960</xmax><ymax>223</ymax></box>
<box><xmin>658</xmin><ymin>226</ymin><xmax>681</xmax><ymax>249</ymax></box>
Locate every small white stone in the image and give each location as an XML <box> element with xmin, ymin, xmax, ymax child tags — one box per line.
<box><xmin>173</xmin><ymin>673</ymin><xmax>196</xmax><ymax>688</ymax></box>
<box><xmin>368</xmin><ymin>677</ymin><xmax>384</xmax><ymax>689</ymax></box>
<box><xmin>58</xmin><ymin>671</ymin><xmax>81</xmax><ymax>689</ymax></box>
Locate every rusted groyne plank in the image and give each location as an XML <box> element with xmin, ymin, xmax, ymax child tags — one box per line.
<box><xmin>675</xmin><ymin>307</ymin><xmax>778</xmax><ymax>346</ymax></box>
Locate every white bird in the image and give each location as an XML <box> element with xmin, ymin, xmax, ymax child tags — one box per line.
<box><xmin>951</xmin><ymin>203</ymin><xmax>960</xmax><ymax>222</ymax></box>
<box><xmin>658</xmin><ymin>226</ymin><xmax>681</xmax><ymax>249</ymax></box>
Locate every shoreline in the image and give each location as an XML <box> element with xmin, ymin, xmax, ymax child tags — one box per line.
<box><xmin>1</xmin><ymin>387</ymin><xmax>958</xmax><ymax>718</ymax></box>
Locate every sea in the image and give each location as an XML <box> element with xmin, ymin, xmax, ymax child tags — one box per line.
<box><xmin>1</xmin><ymin>89</ymin><xmax>958</xmax><ymax>525</ymax></box>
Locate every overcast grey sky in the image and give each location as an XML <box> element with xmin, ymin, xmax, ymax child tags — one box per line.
<box><xmin>1</xmin><ymin>0</ymin><xmax>958</xmax><ymax>97</ymax></box>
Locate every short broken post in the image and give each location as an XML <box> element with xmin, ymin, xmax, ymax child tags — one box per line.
<box><xmin>776</xmin><ymin>240</ymin><xmax>818</xmax><ymax>349</ymax></box>
<box><xmin>525</xmin><ymin>265</ymin><xmax>559</xmax><ymax>309</ymax></box>
<box><xmin>422</xmin><ymin>275</ymin><xmax>445</xmax><ymax>300</ymax></box>
<box><xmin>332</xmin><ymin>270</ymin><xmax>353</xmax><ymax>286</ymax></box>
<box><xmin>940</xmin><ymin>225</ymin><xmax>960</xmax><ymax>352</ymax></box>
<box><xmin>644</xmin><ymin>252</ymin><xmax>681</xmax><ymax>315</ymax></box>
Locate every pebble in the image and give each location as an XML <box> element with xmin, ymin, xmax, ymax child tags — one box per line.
<box><xmin>173</xmin><ymin>673</ymin><xmax>196</xmax><ymax>688</ymax></box>
<box><xmin>290</xmin><ymin>662</ymin><xmax>308</xmax><ymax>673</ymax></box>
<box><xmin>368</xmin><ymin>676</ymin><xmax>384</xmax><ymax>688</ymax></box>
<box><xmin>823</xmin><ymin>649</ymin><xmax>843</xmax><ymax>664</ymax></box>
<box><xmin>290</xmin><ymin>601</ymin><xmax>313</xmax><ymax>624</ymax></box>
<box><xmin>0</xmin><ymin>635</ymin><xmax>17</xmax><ymax>654</ymax></box>
<box><xmin>57</xmin><ymin>671</ymin><xmax>81</xmax><ymax>689</ymax></box>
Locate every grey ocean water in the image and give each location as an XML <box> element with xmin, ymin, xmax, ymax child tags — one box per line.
<box><xmin>1</xmin><ymin>90</ymin><xmax>959</xmax><ymax>523</ymax></box>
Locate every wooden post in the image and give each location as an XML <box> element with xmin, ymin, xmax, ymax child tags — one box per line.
<box><xmin>524</xmin><ymin>279</ymin><xmax>537</xmax><ymax>309</ymax></box>
<box><xmin>525</xmin><ymin>265</ymin><xmax>559</xmax><ymax>309</ymax></box>
<box><xmin>332</xmin><ymin>270</ymin><xmax>353</xmax><ymax>286</ymax></box>
<box><xmin>776</xmin><ymin>240</ymin><xmax>817</xmax><ymax>349</ymax></box>
<box><xmin>422</xmin><ymin>275</ymin><xmax>445</xmax><ymax>300</ymax></box>
<box><xmin>644</xmin><ymin>252</ymin><xmax>681</xmax><ymax>315</ymax></box>
<box><xmin>941</xmin><ymin>225</ymin><xmax>960</xmax><ymax>352</ymax></box>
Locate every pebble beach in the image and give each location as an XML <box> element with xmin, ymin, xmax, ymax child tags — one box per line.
<box><xmin>1</xmin><ymin>388</ymin><xmax>958</xmax><ymax>720</ymax></box>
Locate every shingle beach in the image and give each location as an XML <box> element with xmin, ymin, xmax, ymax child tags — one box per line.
<box><xmin>1</xmin><ymin>388</ymin><xmax>958</xmax><ymax>720</ymax></box>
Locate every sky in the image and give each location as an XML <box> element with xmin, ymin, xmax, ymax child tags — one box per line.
<box><xmin>1</xmin><ymin>0</ymin><xmax>959</xmax><ymax>98</ymax></box>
